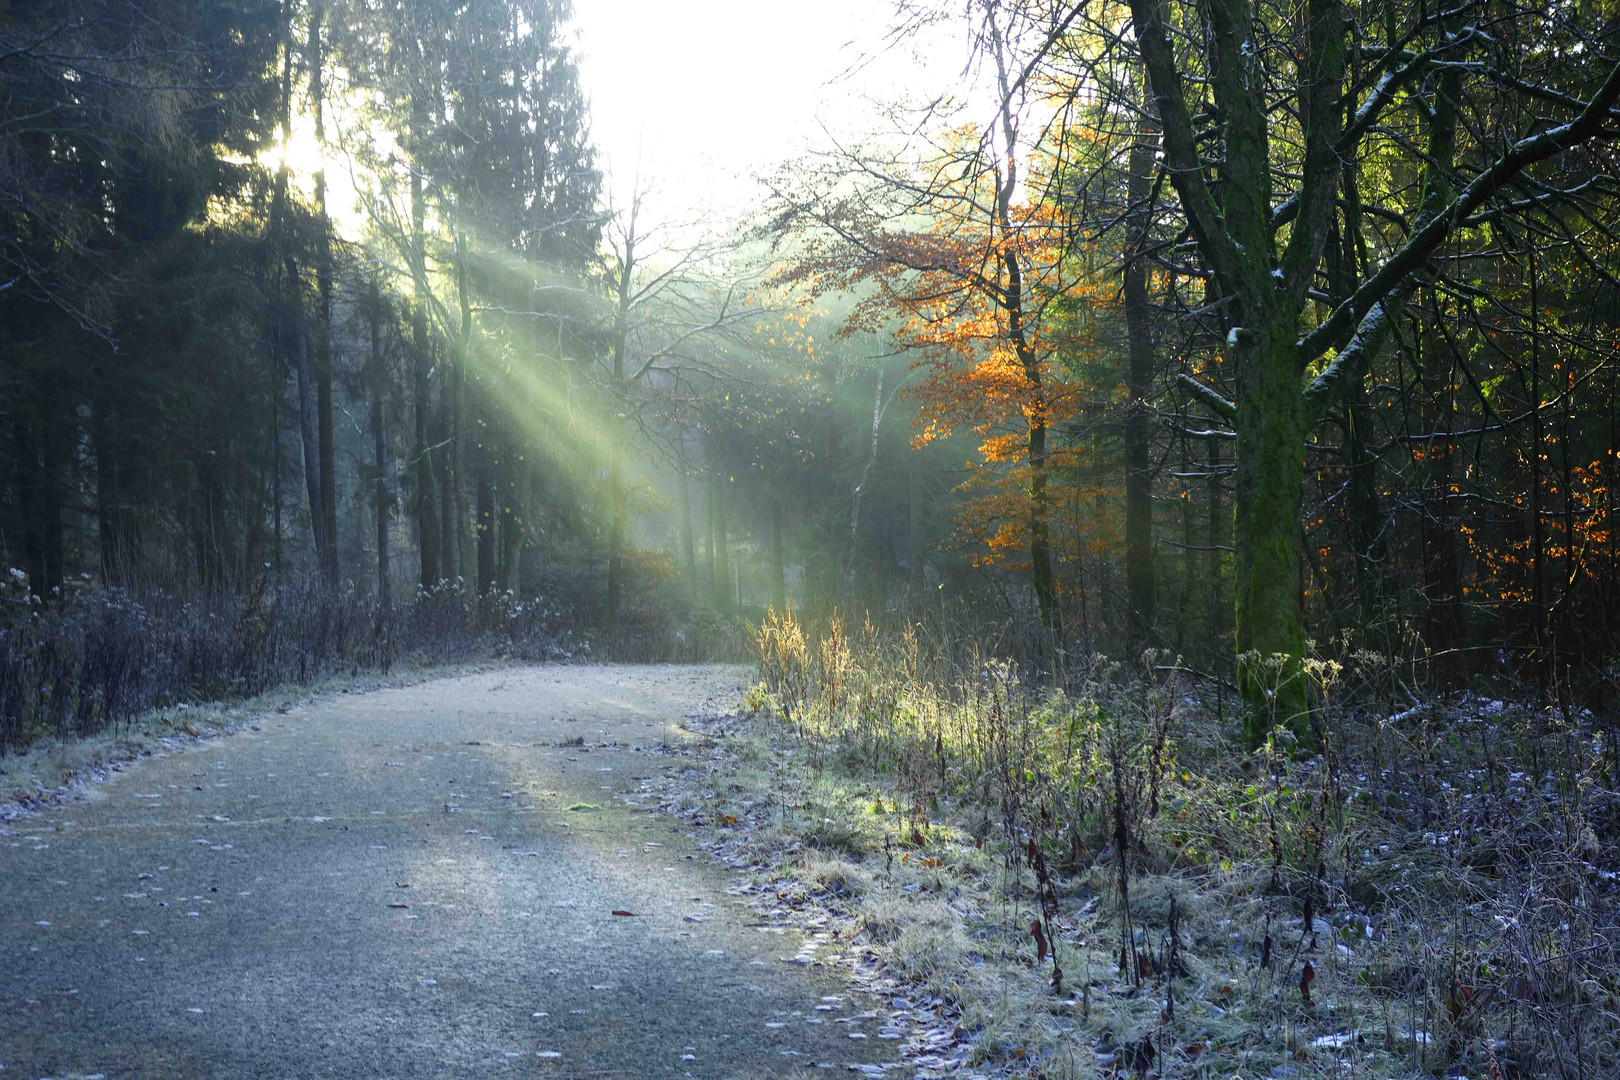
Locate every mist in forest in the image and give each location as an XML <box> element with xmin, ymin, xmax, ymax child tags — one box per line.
<box><xmin>7</xmin><ymin>4</ymin><xmax>1620</xmax><ymax>1078</ymax></box>
<box><xmin>2</xmin><ymin>0</ymin><xmax>1619</xmax><ymax>737</ymax></box>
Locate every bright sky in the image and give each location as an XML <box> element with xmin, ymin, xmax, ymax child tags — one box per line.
<box><xmin>571</xmin><ymin>0</ymin><xmax>964</xmax><ymax>225</ymax></box>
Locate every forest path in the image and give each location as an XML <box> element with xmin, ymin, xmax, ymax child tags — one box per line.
<box><xmin>2</xmin><ymin>664</ymin><xmax>888</xmax><ymax>1079</ymax></box>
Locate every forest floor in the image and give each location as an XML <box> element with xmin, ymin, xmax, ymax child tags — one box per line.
<box><xmin>0</xmin><ymin>664</ymin><xmax>904</xmax><ymax>1079</ymax></box>
<box><xmin>9</xmin><ymin>662</ymin><xmax>1611</xmax><ymax>1080</ymax></box>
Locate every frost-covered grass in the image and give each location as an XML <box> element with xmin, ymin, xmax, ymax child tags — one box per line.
<box><xmin>716</xmin><ymin>607</ymin><xmax>1620</xmax><ymax>1078</ymax></box>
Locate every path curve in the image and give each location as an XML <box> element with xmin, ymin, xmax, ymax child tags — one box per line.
<box><xmin>1</xmin><ymin>664</ymin><xmax>886</xmax><ymax>1079</ymax></box>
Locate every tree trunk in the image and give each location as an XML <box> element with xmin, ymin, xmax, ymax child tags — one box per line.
<box><xmin>273</xmin><ymin>355</ymin><xmax>283</xmax><ymax>579</ymax></box>
<box><xmin>847</xmin><ymin>367</ymin><xmax>884</xmax><ymax>598</ymax></box>
<box><xmin>410</xmin><ymin>127</ymin><xmax>439</xmax><ymax>588</ymax></box>
<box><xmin>498</xmin><ymin>443</ymin><xmax>522</xmax><ymax>592</ymax></box>
<box><xmin>772</xmin><ymin>498</ymin><xmax>786</xmax><ymax>611</ymax></box>
<box><xmin>1122</xmin><ymin>120</ymin><xmax>1159</xmax><ymax>652</ymax></box>
<box><xmin>437</xmin><ymin>361</ymin><xmax>455</xmax><ymax>584</ymax></box>
<box><xmin>1402</xmin><ymin>56</ymin><xmax>1468</xmax><ymax>684</ymax></box>
<box><xmin>274</xmin><ymin>0</ymin><xmax>325</xmax><ymax>581</ymax></box>
<box><xmin>984</xmin><ymin>3</ymin><xmax>1060</xmax><ymax>662</ymax></box>
<box><xmin>464</xmin><ymin>284</ymin><xmax>487</xmax><ymax>598</ymax></box>
<box><xmin>287</xmin><ymin>258</ymin><xmax>325</xmax><ymax>577</ymax></box>
<box><xmin>704</xmin><ymin>478</ymin><xmax>716</xmax><ymax>601</ymax></box>
<box><xmin>269</xmin><ymin>0</ymin><xmax>290</xmax><ymax>584</ymax></box>
<box><xmin>94</xmin><ymin>397</ymin><xmax>124</xmax><ymax>583</ymax></box>
<box><xmin>308</xmin><ymin>0</ymin><xmax>337</xmax><ymax>582</ymax></box>
<box><xmin>476</xmin><ymin>464</ymin><xmax>495</xmax><ymax>594</ymax></box>
<box><xmin>713</xmin><ymin>482</ymin><xmax>730</xmax><ymax>614</ymax></box>
<box><xmin>1325</xmin><ymin>166</ymin><xmax>1383</xmax><ymax>627</ymax></box>
<box><xmin>820</xmin><ymin>354</ymin><xmax>842</xmax><ymax>610</ymax></box>
<box><xmin>908</xmin><ymin>466</ymin><xmax>925</xmax><ymax>606</ymax></box>
<box><xmin>12</xmin><ymin>410</ymin><xmax>48</xmax><ymax>596</ymax></box>
<box><xmin>367</xmin><ymin>272</ymin><xmax>390</xmax><ymax>613</ymax></box>
<box><xmin>604</xmin><ymin>229</ymin><xmax>634</xmax><ymax>630</ymax></box>
<box><xmin>1233</xmin><ymin>319</ymin><xmax>1311</xmax><ymax>745</ymax></box>
<box><xmin>604</xmin><ymin>453</ymin><xmax>626</xmax><ymax>628</ymax></box>
<box><xmin>1028</xmin><ymin>414</ymin><xmax>1060</xmax><ymax>650</ymax></box>
<box><xmin>1004</xmin><ymin>248</ymin><xmax>1060</xmax><ymax>652</ymax></box>
<box><xmin>1207</xmin><ymin>436</ymin><xmax>1230</xmax><ymax>645</ymax></box>
<box><xmin>453</xmin><ymin>237</ymin><xmax>472</xmax><ymax>581</ymax></box>
<box><xmin>677</xmin><ymin>430</ymin><xmax>698</xmax><ymax>603</ymax></box>
<box><xmin>1527</xmin><ymin>257</ymin><xmax>1548</xmax><ymax>693</ymax></box>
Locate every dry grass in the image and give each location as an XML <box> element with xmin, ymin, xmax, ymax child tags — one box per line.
<box><xmin>723</xmin><ymin>606</ymin><xmax>1620</xmax><ymax>1078</ymax></box>
<box><xmin>0</xmin><ymin>575</ymin><xmax>585</xmax><ymax>755</ymax></box>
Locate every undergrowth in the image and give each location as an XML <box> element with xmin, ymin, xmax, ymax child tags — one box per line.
<box><xmin>0</xmin><ymin>574</ymin><xmax>583</xmax><ymax>754</ymax></box>
<box><xmin>739</xmin><ymin>604</ymin><xmax>1620</xmax><ymax>1079</ymax></box>
<box><xmin>0</xmin><ymin>565</ymin><xmax>765</xmax><ymax>756</ymax></box>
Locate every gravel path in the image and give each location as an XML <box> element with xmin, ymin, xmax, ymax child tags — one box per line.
<box><xmin>1</xmin><ymin>664</ymin><xmax>890</xmax><ymax>1079</ymax></box>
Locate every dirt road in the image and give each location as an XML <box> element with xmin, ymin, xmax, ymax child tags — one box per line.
<box><xmin>1</xmin><ymin>665</ymin><xmax>890</xmax><ymax>1079</ymax></box>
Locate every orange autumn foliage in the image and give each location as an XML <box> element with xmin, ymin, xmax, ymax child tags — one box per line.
<box><xmin>767</xmin><ymin>129</ymin><xmax>1120</xmax><ymax>588</ymax></box>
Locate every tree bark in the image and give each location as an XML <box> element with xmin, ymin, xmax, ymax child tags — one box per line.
<box><xmin>476</xmin><ymin>463</ymin><xmax>495</xmax><ymax>594</ymax></box>
<box><xmin>437</xmin><ymin>363</ymin><xmax>455</xmax><ymax>584</ymax></box>
<box><xmin>1122</xmin><ymin>119</ymin><xmax>1160</xmax><ymax>651</ymax></box>
<box><xmin>12</xmin><ymin>410</ymin><xmax>49</xmax><ymax>596</ymax></box>
<box><xmin>713</xmin><ymin>480</ymin><xmax>730</xmax><ymax>614</ymax></box>
<box><xmin>287</xmin><ymin>257</ymin><xmax>325</xmax><ymax>580</ymax></box>
<box><xmin>677</xmin><ymin>429</ymin><xmax>698</xmax><ymax>603</ymax></box>
<box><xmin>1232</xmin><ymin>322</ymin><xmax>1312</xmax><ymax>742</ymax></box>
<box><xmin>985</xmin><ymin>3</ymin><xmax>1061</xmax><ymax>659</ymax></box>
<box><xmin>274</xmin><ymin>0</ymin><xmax>326</xmax><ymax>581</ymax></box>
<box><xmin>772</xmin><ymin>497</ymin><xmax>786</xmax><ymax>611</ymax></box>
<box><xmin>1207</xmin><ymin>436</ymin><xmax>1230</xmax><ymax>644</ymax></box>
<box><xmin>1126</xmin><ymin>0</ymin><xmax>1346</xmax><ymax>740</ymax></box>
<box><xmin>908</xmin><ymin>466</ymin><xmax>925</xmax><ymax>606</ymax></box>
<box><xmin>366</xmin><ymin>271</ymin><xmax>390</xmax><ymax>613</ymax></box>
<box><xmin>704</xmin><ymin>476</ymin><xmax>716</xmax><ymax>601</ymax></box>
<box><xmin>93</xmin><ymin>397</ymin><xmax>126</xmax><ymax>583</ymax></box>
<box><xmin>604</xmin><ymin>225</ymin><xmax>633</xmax><ymax>630</ymax></box>
<box><xmin>498</xmin><ymin>442</ymin><xmax>521</xmax><ymax>592</ymax></box>
<box><xmin>410</xmin><ymin>93</ymin><xmax>439</xmax><ymax>588</ymax></box>
<box><xmin>847</xmin><ymin>366</ymin><xmax>885</xmax><ymax>598</ymax></box>
<box><xmin>308</xmin><ymin>0</ymin><xmax>337</xmax><ymax>582</ymax></box>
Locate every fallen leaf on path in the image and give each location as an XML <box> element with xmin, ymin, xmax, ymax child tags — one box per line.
<box><xmin>610</xmin><ymin>910</ymin><xmax>637</xmax><ymax>917</ymax></box>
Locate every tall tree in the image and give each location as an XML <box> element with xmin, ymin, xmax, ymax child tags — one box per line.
<box><xmin>1110</xmin><ymin>0</ymin><xmax>1620</xmax><ymax>739</ymax></box>
<box><xmin>308</xmin><ymin>0</ymin><xmax>339</xmax><ymax>581</ymax></box>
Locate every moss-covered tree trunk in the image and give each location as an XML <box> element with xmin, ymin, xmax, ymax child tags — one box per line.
<box><xmin>1233</xmin><ymin>320</ymin><xmax>1311</xmax><ymax>743</ymax></box>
